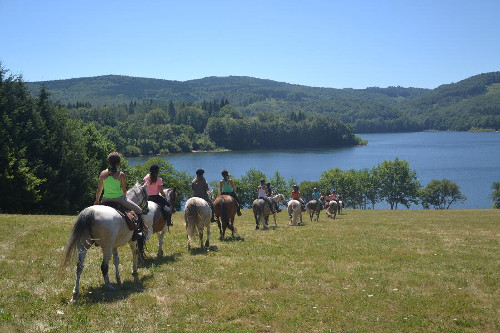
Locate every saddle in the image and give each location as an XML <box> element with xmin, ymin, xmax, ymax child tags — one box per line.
<box><xmin>101</xmin><ymin>202</ymin><xmax>140</xmax><ymax>232</ymax></box>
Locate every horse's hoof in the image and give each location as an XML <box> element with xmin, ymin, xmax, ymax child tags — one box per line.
<box><xmin>205</xmin><ymin>240</ymin><xmax>210</xmax><ymax>248</ymax></box>
<box><xmin>70</xmin><ymin>294</ymin><xmax>78</xmax><ymax>303</ymax></box>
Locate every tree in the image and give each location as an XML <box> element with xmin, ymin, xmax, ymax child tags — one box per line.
<box><xmin>419</xmin><ymin>179</ymin><xmax>467</xmax><ymax>209</ymax></box>
<box><xmin>491</xmin><ymin>182</ymin><xmax>500</xmax><ymax>209</ymax></box>
<box><xmin>237</xmin><ymin>169</ymin><xmax>267</xmax><ymax>207</ymax></box>
<box><xmin>376</xmin><ymin>158</ymin><xmax>420</xmax><ymax>209</ymax></box>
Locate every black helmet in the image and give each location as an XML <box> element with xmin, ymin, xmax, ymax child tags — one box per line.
<box><xmin>221</xmin><ymin>169</ymin><xmax>229</xmax><ymax>177</ymax></box>
<box><xmin>314</xmin><ymin>187</ymin><xmax>318</xmax><ymax>190</ymax></box>
<box><xmin>107</xmin><ymin>152</ymin><xmax>121</xmax><ymax>165</ymax></box>
<box><xmin>260</xmin><ymin>179</ymin><xmax>265</xmax><ymax>183</ymax></box>
<box><xmin>149</xmin><ymin>164</ymin><xmax>160</xmax><ymax>174</ymax></box>
<box><xmin>293</xmin><ymin>184</ymin><xmax>298</xmax><ymax>189</ymax></box>
<box><xmin>196</xmin><ymin>168</ymin><xmax>205</xmax><ymax>175</ymax></box>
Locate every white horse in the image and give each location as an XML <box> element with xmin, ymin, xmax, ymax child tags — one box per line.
<box><xmin>287</xmin><ymin>199</ymin><xmax>303</xmax><ymax>226</ymax></box>
<box><xmin>325</xmin><ymin>200</ymin><xmax>338</xmax><ymax>219</ymax></box>
<box><xmin>252</xmin><ymin>194</ymin><xmax>287</xmax><ymax>229</ymax></box>
<box><xmin>184</xmin><ymin>197</ymin><xmax>212</xmax><ymax>251</ymax></box>
<box><xmin>148</xmin><ymin>188</ymin><xmax>176</xmax><ymax>258</ymax></box>
<box><xmin>59</xmin><ymin>183</ymin><xmax>151</xmax><ymax>303</ymax></box>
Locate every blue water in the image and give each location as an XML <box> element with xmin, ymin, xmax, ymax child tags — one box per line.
<box><xmin>129</xmin><ymin>132</ymin><xmax>500</xmax><ymax>209</ymax></box>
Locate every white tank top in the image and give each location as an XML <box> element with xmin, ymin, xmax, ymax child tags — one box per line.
<box><xmin>258</xmin><ymin>186</ymin><xmax>267</xmax><ymax>198</ymax></box>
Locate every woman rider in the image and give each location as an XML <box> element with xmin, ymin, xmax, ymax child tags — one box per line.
<box><xmin>142</xmin><ymin>164</ymin><xmax>173</xmax><ymax>226</ymax></box>
<box><xmin>291</xmin><ymin>184</ymin><xmax>306</xmax><ymax>211</ymax></box>
<box><xmin>257</xmin><ymin>179</ymin><xmax>275</xmax><ymax>213</ymax></box>
<box><xmin>219</xmin><ymin>169</ymin><xmax>242</xmax><ymax>216</ymax></box>
<box><xmin>191</xmin><ymin>168</ymin><xmax>217</xmax><ymax>222</ymax></box>
<box><xmin>94</xmin><ymin>152</ymin><xmax>143</xmax><ymax>216</ymax></box>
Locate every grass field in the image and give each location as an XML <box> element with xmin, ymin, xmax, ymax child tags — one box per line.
<box><xmin>0</xmin><ymin>209</ymin><xmax>499</xmax><ymax>332</ymax></box>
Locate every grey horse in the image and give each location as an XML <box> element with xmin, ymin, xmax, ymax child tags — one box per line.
<box><xmin>305</xmin><ymin>199</ymin><xmax>323</xmax><ymax>222</ymax></box>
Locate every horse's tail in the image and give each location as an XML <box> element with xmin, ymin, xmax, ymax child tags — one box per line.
<box><xmin>59</xmin><ymin>207</ymin><xmax>94</xmax><ymax>275</ymax></box>
<box><xmin>220</xmin><ymin>197</ymin><xmax>229</xmax><ymax>226</ymax></box>
<box><xmin>184</xmin><ymin>200</ymin><xmax>199</xmax><ymax>242</ymax></box>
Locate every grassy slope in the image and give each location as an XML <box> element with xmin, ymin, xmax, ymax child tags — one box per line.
<box><xmin>0</xmin><ymin>210</ymin><xmax>498</xmax><ymax>332</ymax></box>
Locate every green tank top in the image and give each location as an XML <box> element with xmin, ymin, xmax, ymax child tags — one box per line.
<box><xmin>221</xmin><ymin>179</ymin><xmax>233</xmax><ymax>193</ymax></box>
<box><xmin>103</xmin><ymin>174</ymin><xmax>123</xmax><ymax>199</ymax></box>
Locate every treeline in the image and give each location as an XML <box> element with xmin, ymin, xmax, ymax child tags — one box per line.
<box><xmin>206</xmin><ymin>158</ymin><xmax>467</xmax><ymax>210</ymax></box>
<box><xmin>66</xmin><ymin>97</ymin><xmax>362</xmax><ymax>156</ymax></box>
<box><xmin>27</xmin><ymin>72</ymin><xmax>500</xmax><ymax>133</ymax></box>
<box><xmin>0</xmin><ymin>67</ymin><xmax>113</xmax><ymax>213</ymax></box>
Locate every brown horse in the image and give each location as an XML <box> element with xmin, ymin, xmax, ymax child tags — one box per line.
<box><xmin>213</xmin><ymin>194</ymin><xmax>238</xmax><ymax>240</ymax></box>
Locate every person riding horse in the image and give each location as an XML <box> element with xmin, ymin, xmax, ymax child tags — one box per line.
<box><xmin>291</xmin><ymin>184</ymin><xmax>306</xmax><ymax>211</ymax></box>
<box><xmin>95</xmin><ymin>152</ymin><xmax>143</xmax><ymax>216</ymax></box>
<box><xmin>94</xmin><ymin>152</ymin><xmax>145</xmax><ymax>240</ymax></box>
<box><xmin>191</xmin><ymin>168</ymin><xmax>217</xmax><ymax>222</ymax></box>
<box><xmin>257</xmin><ymin>179</ymin><xmax>276</xmax><ymax>213</ymax></box>
<box><xmin>219</xmin><ymin>169</ymin><xmax>242</xmax><ymax>216</ymax></box>
<box><xmin>142</xmin><ymin>164</ymin><xmax>173</xmax><ymax>226</ymax></box>
<box><xmin>311</xmin><ymin>187</ymin><xmax>323</xmax><ymax>208</ymax></box>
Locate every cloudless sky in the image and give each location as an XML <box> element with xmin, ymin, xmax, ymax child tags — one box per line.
<box><xmin>1</xmin><ymin>0</ymin><xmax>499</xmax><ymax>89</ymax></box>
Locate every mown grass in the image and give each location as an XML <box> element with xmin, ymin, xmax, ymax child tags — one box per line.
<box><xmin>0</xmin><ymin>209</ymin><xmax>499</xmax><ymax>332</ymax></box>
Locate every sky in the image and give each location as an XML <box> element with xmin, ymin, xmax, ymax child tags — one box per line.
<box><xmin>1</xmin><ymin>0</ymin><xmax>499</xmax><ymax>89</ymax></box>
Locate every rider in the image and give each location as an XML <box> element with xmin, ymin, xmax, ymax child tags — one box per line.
<box><xmin>266</xmin><ymin>182</ymin><xmax>281</xmax><ymax>212</ymax></box>
<box><xmin>142</xmin><ymin>164</ymin><xmax>173</xmax><ymax>226</ymax></box>
<box><xmin>291</xmin><ymin>184</ymin><xmax>305</xmax><ymax>211</ymax></box>
<box><xmin>95</xmin><ymin>152</ymin><xmax>142</xmax><ymax>215</ymax></box>
<box><xmin>95</xmin><ymin>152</ymin><xmax>144</xmax><ymax>241</ymax></box>
<box><xmin>311</xmin><ymin>187</ymin><xmax>323</xmax><ymax>207</ymax></box>
<box><xmin>219</xmin><ymin>169</ymin><xmax>242</xmax><ymax>216</ymax></box>
<box><xmin>257</xmin><ymin>179</ymin><xmax>275</xmax><ymax>213</ymax></box>
<box><xmin>191</xmin><ymin>168</ymin><xmax>216</xmax><ymax>222</ymax></box>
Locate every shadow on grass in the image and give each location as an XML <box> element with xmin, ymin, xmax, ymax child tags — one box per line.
<box><xmin>74</xmin><ymin>274</ymin><xmax>153</xmax><ymax>304</ymax></box>
<box><xmin>139</xmin><ymin>251</ymin><xmax>182</xmax><ymax>267</ymax></box>
<box><xmin>221</xmin><ymin>235</ymin><xmax>245</xmax><ymax>242</ymax></box>
<box><xmin>189</xmin><ymin>245</ymin><xmax>219</xmax><ymax>255</ymax></box>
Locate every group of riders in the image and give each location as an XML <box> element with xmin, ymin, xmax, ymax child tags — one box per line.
<box><xmin>95</xmin><ymin>152</ymin><xmax>343</xmax><ymax>225</ymax></box>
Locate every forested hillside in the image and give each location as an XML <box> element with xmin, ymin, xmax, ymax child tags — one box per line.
<box><xmin>26</xmin><ymin>72</ymin><xmax>500</xmax><ymax>132</ymax></box>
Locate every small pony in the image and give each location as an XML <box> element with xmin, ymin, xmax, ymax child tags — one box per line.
<box><xmin>213</xmin><ymin>194</ymin><xmax>238</xmax><ymax>240</ymax></box>
<box><xmin>287</xmin><ymin>199</ymin><xmax>303</xmax><ymax>226</ymax></box>
<box><xmin>184</xmin><ymin>197</ymin><xmax>212</xmax><ymax>251</ymax></box>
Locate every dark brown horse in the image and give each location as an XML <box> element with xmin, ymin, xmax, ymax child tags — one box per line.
<box><xmin>213</xmin><ymin>194</ymin><xmax>238</xmax><ymax>240</ymax></box>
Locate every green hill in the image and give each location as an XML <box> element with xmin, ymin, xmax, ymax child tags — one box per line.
<box><xmin>26</xmin><ymin>72</ymin><xmax>500</xmax><ymax>132</ymax></box>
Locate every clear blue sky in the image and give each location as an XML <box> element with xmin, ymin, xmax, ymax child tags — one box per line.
<box><xmin>1</xmin><ymin>0</ymin><xmax>499</xmax><ymax>89</ymax></box>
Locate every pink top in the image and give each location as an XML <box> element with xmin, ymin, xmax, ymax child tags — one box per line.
<box><xmin>143</xmin><ymin>174</ymin><xmax>163</xmax><ymax>196</ymax></box>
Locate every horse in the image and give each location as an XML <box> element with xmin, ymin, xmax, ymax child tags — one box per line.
<box><xmin>148</xmin><ymin>188</ymin><xmax>176</xmax><ymax>258</ymax></box>
<box><xmin>325</xmin><ymin>200</ymin><xmax>338</xmax><ymax>219</ymax></box>
<box><xmin>337</xmin><ymin>200</ymin><xmax>343</xmax><ymax>214</ymax></box>
<box><xmin>252</xmin><ymin>194</ymin><xmax>287</xmax><ymax>230</ymax></box>
<box><xmin>59</xmin><ymin>183</ymin><xmax>150</xmax><ymax>303</ymax></box>
<box><xmin>305</xmin><ymin>199</ymin><xmax>323</xmax><ymax>222</ymax></box>
<box><xmin>213</xmin><ymin>194</ymin><xmax>238</xmax><ymax>240</ymax></box>
<box><xmin>184</xmin><ymin>197</ymin><xmax>212</xmax><ymax>251</ymax></box>
<box><xmin>287</xmin><ymin>199</ymin><xmax>303</xmax><ymax>225</ymax></box>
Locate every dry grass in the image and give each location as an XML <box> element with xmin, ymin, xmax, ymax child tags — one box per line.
<box><xmin>0</xmin><ymin>209</ymin><xmax>499</xmax><ymax>332</ymax></box>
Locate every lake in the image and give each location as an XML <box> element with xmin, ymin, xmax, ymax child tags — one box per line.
<box><xmin>129</xmin><ymin>132</ymin><xmax>500</xmax><ymax>209</ymax></box>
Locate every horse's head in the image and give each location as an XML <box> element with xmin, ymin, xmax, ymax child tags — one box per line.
<box><xmin>273</xmin><ymin>194</ymin><xmax>287</xmax><ymax>206</ymax></box>
<box><xmin>127</xmin><ymin>183</ymin><xmax>149</xmax><ymax>214</ymax></box>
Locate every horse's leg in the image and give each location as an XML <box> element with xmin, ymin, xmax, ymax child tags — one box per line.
<box><xmin>71</xmin><ymin>249</ymin><xmax>87</xmax><ymax>303</ymax></box>
<box><xmin>254</xmin><ymin>214</ymin><xmax>260</xmax><ymax>230</ymax></box>
<box><xmin>112</xmin><ymin>248</ymin><xmax>122</xmax><ymax>285</ymax></box>
<box><xmin>157</xmin><ymin>230</ymin><xmax>164</xmax><ymax>258</ymax></box>
<box><xmin>272</xmin><ymin>212</ymin><xmax>277</xmax><ymax>228</ymax></box>
<box><xmin>100</xmin><ymin>246</ymin><xmax>115</xmax><ymax>290</ymax></box>
<box><xmin>129</xmin><ymin>241</ymin><xmax>139</xmax><ymax>281</ymax></box>
<box><xmin>205</xmin><ymin>222</ymin><xmax>211</xmax><ymax>249</ymax></box>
